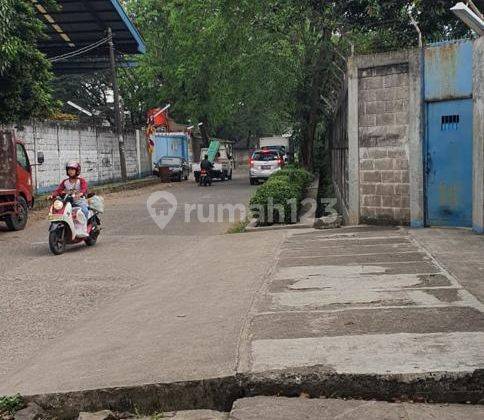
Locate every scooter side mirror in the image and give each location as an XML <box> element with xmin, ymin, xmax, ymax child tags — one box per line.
<box><xmin>87</xmin><ymin>192</ymin><xmax>96</xmax><ymax>199</ymax></box>
<box><xmin>37</xmin><ymin>152</ymin><xmax>45</xmax><ymax>165</ymax></box>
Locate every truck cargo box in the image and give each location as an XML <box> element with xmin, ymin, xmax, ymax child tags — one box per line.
<box><xmin>151</xmin><ymin>132</ymin><xmax>190</xmax><ymax>169</ymax></box>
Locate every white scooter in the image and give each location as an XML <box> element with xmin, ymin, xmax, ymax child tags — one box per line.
<box><xmin>48</xmin><ymin>192</ymin><xmax>103</xmax><ymax>255</ymax></box>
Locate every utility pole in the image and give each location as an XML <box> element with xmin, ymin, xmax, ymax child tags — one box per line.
<box><xmin>108</xmin><ymin>27</ymin><xmax>127</xmax><ymax>181</ymax></box>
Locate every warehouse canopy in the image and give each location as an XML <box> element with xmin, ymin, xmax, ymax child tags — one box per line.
<box><xmin>33</xmin><ymin>0</ymin><xmax>145</xmax><ymax>73</ymax></box>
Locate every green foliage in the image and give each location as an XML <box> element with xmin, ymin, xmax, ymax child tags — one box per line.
<box><xmin>250</xmin><ymin>166</ymin><xmax>312</xmax><ymax>224</ymax></box>
<box><xmin>53</xmin><ymin>72</ymin><xmax>115</xmax><ymax>125</ymax></box>
<box><xmin>250</xmin><ymin>177</ymin><xmax>301</xmax><ymax>224</ymax></box>
<box><xmin>271</xmin><ymin>167</ymin><xmax>313</xmax><ymax>191</ymax></box>
<box><xmin>121</xmin><ymin>0</ymin><xmax>300</xmax><ymax>140</ymax></box>
<box><xmin>227</xmin><ymin>219</ymin><xmax>249</xmax><ymax>234</ymax></box>
<box><xmin>0</xmin><ymin>0</ymin><xmax>56</xmax><ymax>124</ymax></box>
<box><xmin>333</xmin><ymin>0</ymin><xmax>470</xmax><ymax>54</ymax></box>
<box><xmin>0</xmin><ymin>394</ymin><xmax>24</xmax><ymax>415</ymax></box>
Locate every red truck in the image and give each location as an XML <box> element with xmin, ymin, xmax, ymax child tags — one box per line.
<box><xmin>0</xmin><ymin>130</ymin><xmax>43</xmax><ymax>231</ymax></box>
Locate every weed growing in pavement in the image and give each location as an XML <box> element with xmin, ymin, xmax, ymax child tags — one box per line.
<box><xmin>0</xmin><ymin>394</ymin><xmax>24</xmax><ymax>416</ymax></box>
<box><xmin>227</xmin><ymin>219</ymin><xmax>249</xmax><ymax>234</ymax></box>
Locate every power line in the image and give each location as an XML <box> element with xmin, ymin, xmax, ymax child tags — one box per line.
<box><xmin>48</xmin><ymin>37</ymin><xmax>109</xmax><ymax>63</ymax></box>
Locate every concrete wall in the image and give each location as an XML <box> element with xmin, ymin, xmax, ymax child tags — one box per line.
<box><xmin>16</xmin><ymin>121</ymin><xmax>151</xmax><ymax>194</ymax></box>
<box><xmin>331</xmin><ymin>40</ymin><xmax>480</xmax><ymax>231</ymax></box>
<box><xmin>473</xmin><ymin>36</ymin><xmax>484</xmax><ymax>234</ymax></box>
<box><xmin>358</xmin><ymin>63</ymin><xmax>411</xmax><ymax>225</ymax></box>
<box><xmin>343</xmin><ymin>50</ymin><xmax>422</xmax><ymax>226</ymax></box>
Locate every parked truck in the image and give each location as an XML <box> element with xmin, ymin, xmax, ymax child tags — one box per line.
<box><xmin>0</xmin><ymin>130</ymin><xmax>42</xmax><ymax>231</ymax></box>
<box><xmin>259</xmin><ymin>136</ymin><xmax>290</xmax><ymax>162</ymax></box>
<box><xmin>151</xmin><ymin>132</ymin><xmax>191</xmax><ymax>175</ymax></box>
<box><xmin>259</xmin><ymin>136</ymin><xmax>289</xmax><ymax>150</ymax></box>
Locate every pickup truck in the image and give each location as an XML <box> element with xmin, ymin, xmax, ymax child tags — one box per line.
<box><xmin>193</xmin><ymin>145</ymin><xmax>234</xmax><ymax>182</ymax></box>
<box><xmin>0</xmin><ymin>130</ymin><xmax>43</xmax><ymax>231</ymax></box>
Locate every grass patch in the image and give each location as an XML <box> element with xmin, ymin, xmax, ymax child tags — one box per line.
<box><xmin>227</xmin><ymin>219</ymin><xmax>249</xmax><ymax>234</ymax></box>
<box><xmin>0</xmin><ymin>394</ymin><xmax>24</xmax><ymax>416</ymax></box>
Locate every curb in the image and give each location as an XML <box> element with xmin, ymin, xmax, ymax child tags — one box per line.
<box><xmin>25</xmin><ymin>368</ymin><xmax>484</xmax><ymax>419</ymax></box>
<box><xmin>243</xmin><ymin>175</ymin><xmax>345</xmax><ymax>233</ymax></box>
<box><xmin>245</xmin><ymin>219</ymin><xmax>314</xmax><ymax>232</ymax></box>
<box><xmin>33</xmin><ymin>177</ymin><xmax>160</xmax><ymax>210</ymax></box>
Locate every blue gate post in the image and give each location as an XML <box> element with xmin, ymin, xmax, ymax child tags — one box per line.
<box><xmin>473</xmin><ymin>36</ymin><xmax>484</xmax><ymax>234</ymax></box>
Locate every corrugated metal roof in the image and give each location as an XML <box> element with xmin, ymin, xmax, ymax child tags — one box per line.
<box><xmin>33</xmin><ymin>0</ymin><xmax>145</xmax><ymax>72</ymax></box>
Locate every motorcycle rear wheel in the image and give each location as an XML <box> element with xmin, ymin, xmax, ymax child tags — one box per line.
<box><xmin>85</xmin><ymin>222</ymin><xmax>99</xmax><ymax>247</ymax></box>
<box><xmin>49</xmin><ymin>227</ymin><xmax>66</xmax><ymax>255</ymax></box>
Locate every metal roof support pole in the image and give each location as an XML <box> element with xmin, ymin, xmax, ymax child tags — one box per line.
<box><xmin>108</xmin><ymin>27</ymin><xmax>127</xmax><ymax>182</ymax></box>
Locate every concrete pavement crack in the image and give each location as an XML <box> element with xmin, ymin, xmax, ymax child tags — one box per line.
<box><xmin>234</xmin><ymin>231</ymin><xmax>288</xmax><ymax>374</ymax></box>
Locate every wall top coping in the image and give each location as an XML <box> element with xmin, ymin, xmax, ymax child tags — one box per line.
<box><xmin>15</xmin><ymin>120</ymin><xmax>140</xmax><ymax>136</ymax></box>
<box><xmin>349</xmin><ymin>38</ymin><xmax>476</xmax><ymax>72</ymax></box>
<box><xmin>349</xmin><ymin>48</ymin><xmax>418</xmax><ymax>71</ymax></box>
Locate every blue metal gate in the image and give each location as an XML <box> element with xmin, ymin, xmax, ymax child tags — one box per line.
<box><xmin>424</xmin><ymin>40</ymin><xmax>474</xmax><ymax>227</ymax></box>
<box><xmin>426</xmin><ymin>99</ymin><xmax>473</xmax><ymax>226</ymax></box>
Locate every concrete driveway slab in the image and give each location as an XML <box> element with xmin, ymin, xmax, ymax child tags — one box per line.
<box><xmin>241</xmin><ymin>227</ymin><xmax>484</xmax><ymax>386</ymax></box>
<box><xmin>229</xmin><ymin>397</ymin><xmax>484</xmax><ymax>420</ymax></box>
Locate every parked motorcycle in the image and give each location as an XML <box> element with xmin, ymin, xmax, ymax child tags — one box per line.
<box><xmin>198</xmin><ymin>169</ymin><xmax>212</xmax><ymax>187</ymax></box>
<box><xmin>48</xmin><ymin>192</ymin><xmax>103</xmax><ymax>255</ymax></box>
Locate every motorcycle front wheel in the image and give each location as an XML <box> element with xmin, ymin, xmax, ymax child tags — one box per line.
<box><xmin>49</xmin><ymin>226</ymin><xmax>66</xmax><ymax>255</ymax></box>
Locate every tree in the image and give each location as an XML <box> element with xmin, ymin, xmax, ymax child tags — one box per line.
<box><xmin>121</xmin><ymin>0</ymin><xmax>299</xmax><ymax>142</ymax></box>
<box><xmin>0</xmin><ymin>0</ymin><xmax>56</xmax><ymax>125</ymax></box>
<box><xmin>53</xmin><ymin>72</ymin><xmax>116</xmax><ymax>125</ymax></box>
<box><xmin>334</xmin><ymin>0</ymin><xmax>469</xmax><ymax>52</ymax></box>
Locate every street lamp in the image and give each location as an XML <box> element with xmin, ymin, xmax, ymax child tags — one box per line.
<box><xmin>451</xmin><ymin>2</ymin><xmax>484</xmax><ymax>36</ymax></box>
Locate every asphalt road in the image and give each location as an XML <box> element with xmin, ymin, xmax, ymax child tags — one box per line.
<box><xmin>0</xmin><ymin>170</ymin><xmax>284</xmax><ymax>394</ymax></box>
<box><xmin>2</xmin><ymin>171</ymin><xmax>483</xmax><ymax>404</ymax></box>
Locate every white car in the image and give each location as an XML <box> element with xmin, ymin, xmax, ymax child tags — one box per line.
<box><xmin>249</xmin><ymin>149</ymin><xmax>284</xmax><ymax>185</ymax></box>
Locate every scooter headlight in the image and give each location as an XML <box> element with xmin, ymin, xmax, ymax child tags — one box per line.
<box><xmin>53</xmin><ymin>200</ymin><xmax>64</xmax><ymax>211</ymax></box>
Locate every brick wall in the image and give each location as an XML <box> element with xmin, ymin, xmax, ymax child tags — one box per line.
<box><xmin>16</xmin><ymin>121</ymin><xmax>152</xmax><ymax>194</ymax></box>
<box><xmin>358</xmin><ymin>63</ymin><xmax>411</xmax><ymax>225</ymax></box>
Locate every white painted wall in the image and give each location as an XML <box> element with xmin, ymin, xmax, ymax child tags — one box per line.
<box><xmin>16</xmin><ymin>121</ymin><xmax>152</xmax><ymax>193</ymax></box>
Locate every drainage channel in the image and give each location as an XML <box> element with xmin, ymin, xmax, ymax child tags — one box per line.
<box><xmin>25</xmin><ymin>368</ymin><xmax>484</xmax><ymax>419</ymax></box>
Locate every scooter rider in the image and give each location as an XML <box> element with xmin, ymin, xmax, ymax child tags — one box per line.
<box><xmin>200</xmin><ymin>154</ymin><xmax>213</xmax><ymax>180</ymax></box>
<box><xmin>51</xmin><ymin>161</ymin><xmax>89</xmax><ymax>235</ymax></box>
